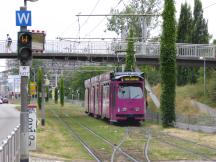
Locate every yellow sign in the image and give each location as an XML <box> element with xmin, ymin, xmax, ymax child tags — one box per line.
<box><xmin>30</xmin><ymin>82</ymin><xmax>36</xmax><ymax>95</ymax></box>
<box><xmin>123</xmin><ymin>77</ymin><xmax>140</xmax><ymax>81</ymax></box>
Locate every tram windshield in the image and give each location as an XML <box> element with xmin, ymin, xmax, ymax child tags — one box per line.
<box><xmin>118</xmin><ymin>83</ymin><xmax>143</xmax><ymax>99</ymax></box>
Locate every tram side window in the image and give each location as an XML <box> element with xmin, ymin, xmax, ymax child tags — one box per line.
<box><xmin>112</xmin><ymin>85</ymin><xmax>116</xmax><ymax>107</ymax></box>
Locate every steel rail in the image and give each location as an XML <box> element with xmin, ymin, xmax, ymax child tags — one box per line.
<box><xmin>62</xmin><ymin>112</ymin><xmax>140</xmax><ymax>162</ymax></box>
<box><xmin>143</xmin><ymin>129</ymin><xmax>151</xmax><ymax>162</ymax></box>
<box><xmin>49</xmin><ymin>108</ymin><xmax>102</xmax><ymax>162</ymax></box>
<box><xmin>111</xmin><ymin>128</ymin><xmax>129</xmax><ymax>162</ymax></box>
<box><xmin>154</xmin><ymin>134</ymin><xmax>215</xmax><ymax>161</ymax></box>
<box><xmin>163</xmin><ymin>132</ymin><xmax>216</xmax><ymax>151</ymax></box>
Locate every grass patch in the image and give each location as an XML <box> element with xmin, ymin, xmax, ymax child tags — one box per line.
<box><xmin>35</xmin><ymin>102</ymin><xmax>93</xmax><ymax>161</ymax></box>
<box><xmin>33</xmin><ymin>101</ymin><xmax>216</xmax><ymax>161</ymax></box>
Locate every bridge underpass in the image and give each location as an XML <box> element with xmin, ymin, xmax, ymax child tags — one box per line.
<box><xmin>0</xmin><ymin>40</ymin><xmax>215</xmax><ymax>67</ymax></box>
<box><xmin>1</xmin><ymin>53</ymin><xmax>216</xmax><ymax>67</ymax></box>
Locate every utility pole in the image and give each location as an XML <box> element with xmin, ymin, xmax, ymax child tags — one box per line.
<box><xmin>18</xmin><ymin>0</ymin><xmax>38</xmax><ymax>161</ymax></box>
<box><xmin>19</xmin><ymin>5</ymin><xmax>31</xmax><ymax>162</ymax></box>
<box><xmin>18</xmin><ymin>5</ymin><xmax>31</xmax><ymax>162</ymax></box>
<box><xmin>140</xmin><ymin>0</ymin><xmax>147</xmax><ymax>55</ymax></box>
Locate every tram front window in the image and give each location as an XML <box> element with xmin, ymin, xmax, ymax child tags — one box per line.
<box><xmin>118</xmin><ymin>83</ymin><xmax>143</xmax><ymax>99</ymax></box>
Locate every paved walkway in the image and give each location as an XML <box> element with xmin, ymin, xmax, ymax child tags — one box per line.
<box><xmin>145</xmin><ymin>78</ymin><xmax>160</xmax><ymax>109</ymax></box>
<box><xmin>30</xmin><ymin>153</ymin><xmax>66</xmax><ymax>162</ymax></box>
<box><xmin>191</xmin><ymin>100</ymin><xmax>216</xmax><ymax>116</ymax></box>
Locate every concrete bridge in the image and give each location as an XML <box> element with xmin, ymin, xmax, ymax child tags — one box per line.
<box><xmin>1</xmin><ymin>40</ymin><xmax>216</xmax><ymax>67</ymax></box>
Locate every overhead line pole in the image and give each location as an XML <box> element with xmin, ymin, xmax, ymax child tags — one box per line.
<box><xmin>20</xmin><ymin>0</ymin><xmax>38</xmax><ymax>161</ymax></box>
<box><xmin>20</xmin><ymin>3</ymin><xmax>30</xmax><ymax>162</ymax></box>
<box><xmin>76</xmin><ymin>14</ymin><xmax>161</xmax><ymax>17</ymax></box>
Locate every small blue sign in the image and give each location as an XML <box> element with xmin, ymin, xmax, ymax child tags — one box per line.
<box><xmin>16</xmin><ymin>10</ymin><xmax>32</xmax><ymax>26</ymax></box>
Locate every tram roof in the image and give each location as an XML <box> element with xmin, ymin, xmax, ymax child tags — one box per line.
<box><xmin>111</xmin><ymin>72</ymin><xmax>144</xmax><ymax>80</ymax></box>
<box><xmin>84</xmin><ymin>71</ymin><xmax>144</xmax><ymax>86</ymax></box>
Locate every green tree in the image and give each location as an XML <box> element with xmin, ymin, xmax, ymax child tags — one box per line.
<box><xmin>64</xmin><ymin>66</ymin><xmax>112</xmax><ymax>100</ymax></box>
<box><xmin>192</xmin><ymin>0</ymin><xmax>209</xmax><ymax>44</ymax></box>
<box><xmin>54</xmin><ymin>87</ymin><xmax>58</xmax><ymax>104</ymax></box>
<box><xmin>60</xmin><ymin>77</ymin><xmax>64</xmax><ymax>107</ymax></box>
<box><xmin>176</xmin><ymin>3</ymin><xmax>193</xmax><ymax>86</ymax></box>
<box><xmin>177</xmin><ymin>2</ymin><xmax>193</xmax><ymax>43</ymax></box>
<box><xmin>160</xmin><ymin>0</ymin><xmax>176</xmax><ymax>127</ymax></box>
<box><xmin>106</xmin><ymin>0</ymin><xmax>161</xmax><ymax>41</ymax></box>
<box><xmin>30</xmin><ymin>59</ymin><xmax>43</xmax><ymax>82</ymax></box>
<box><xmin>37</xmin><ymin>67</ymin><xmax>43</xmax><ymax>109</ymax></box>
<box><xmin>125</xmin><ymin>28</ymin><xmax>135</xmax><ymax>71</ymax></box>
<box><xmin>140</xmin><ymin>65</ymin><xmax>160</xmax><ymax>85</ymax></box>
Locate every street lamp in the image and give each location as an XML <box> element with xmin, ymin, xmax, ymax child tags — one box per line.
<box><xmin>68</xmin><ymin>88</ymin><xmax>72</xmax><ymax>99</ymax></box>
<box><xmin>76</xmin><ymin>89</ymin><xmax>80</xmax><ymax>100</ymax></box>
<box><xmin>72</xmin><ymin>90</ymin><xmax>74</xmax><ymax>100</ymax></box>
<box><xmin>24</xmin><ymin>0</ymin><xmax>39</xmax><ymax>7</ymax></box>
<box><xmin>199</xmin><ymin>56</ymin><xmax>206</xmax><ymax>96</ymax></box>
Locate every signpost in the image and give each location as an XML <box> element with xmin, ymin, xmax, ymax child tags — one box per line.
<box><xmin>30</xmin><ymin>82</ymin><xmax>36</xmax><ymax>96</ymax></box>
<box><xmin>16</xmin><ymin>10</ymin><xmax>32</xmax><ymax>26</ymax></box>
<box><xmin>17</xmin><ymin>3</ymin><xmax>32</xmax><ymax>162</ymax></box>
<box><xmin>19</xmin><ymin>66</ymin><xmax>30</xmax><ymax>77</ymax></box>
<box><xmin>27</xmin><ymin>104</ymin><xmax>37</xmax><ymax>150</ymax></box>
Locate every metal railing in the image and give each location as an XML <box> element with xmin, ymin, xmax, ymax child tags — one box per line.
<box><xmin>1</xmin><ymin>40</ymin><xmax>216</xmax><ymax>59</ymax></box>
<box><xmin>0</xmin><ymin>125</ymin><xmax>20</xmax><ymax>162</ymax></box>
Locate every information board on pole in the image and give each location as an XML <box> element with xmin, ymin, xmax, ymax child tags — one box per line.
<box><xmin>19</xmin><ymin>66</ymin><xmax>30</xmax><ymax>77</ymax></box>
<box><xmin>27</xmin><ymin>104</ymin><xmax>37</xmax><ymax>150</ymax></box>
<box><xmin>30</xmin><ymin>82</ymin><xmax>36</xmax><ymax>95</ymax></box>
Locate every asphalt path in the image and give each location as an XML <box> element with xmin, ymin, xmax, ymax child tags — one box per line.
<box><xmin>0</xmin><ymin>104</ymin><xmax>20</xmax><ymax>143</ymax></box>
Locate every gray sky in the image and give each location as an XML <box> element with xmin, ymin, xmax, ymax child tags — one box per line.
<box><xmin>0</xmin><ymin>0</ymin><xmax>215</xmax><ymax>71</ymax></box>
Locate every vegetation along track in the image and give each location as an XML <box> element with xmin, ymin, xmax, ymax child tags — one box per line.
<box><xmin>150</xmin><ymin>130</ymin><xmax>216</xmax><ymax>161</ymax></box>
<box><xmin>50</xmin><ymin>108</ymin><xmax>146</xmax><ymax>162</ymax></box>
<box><xmin>49</xmin><ymin>108</ymin><xmax>103</xmax><ymax>162</ymax></box>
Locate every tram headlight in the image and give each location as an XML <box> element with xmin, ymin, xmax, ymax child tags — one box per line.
<box><xmin>135</xmin><ymin>107</ymin><xmax>140</xmax><ymax>111</ymax></box>
<box><xmin>122</xmin><ymin>107</ymin><xmax>127</xmax><ymax>112</ymax></box>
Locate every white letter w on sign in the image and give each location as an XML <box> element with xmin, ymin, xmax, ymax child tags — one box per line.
<box><xmin>18</xmin><ymin>13</ymin><xmax>30</xmax><ymax>24</ymax></box>
<box><xmin>16</xmin><ymin>11</ymin><xmax>32</xmax><ymax>26</ymax></box>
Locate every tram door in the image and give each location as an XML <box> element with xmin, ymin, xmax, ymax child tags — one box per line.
<box><xmin>110</xmin><ymin>83</ymin><xmax>116</xmax><ymax>118</ymax></box>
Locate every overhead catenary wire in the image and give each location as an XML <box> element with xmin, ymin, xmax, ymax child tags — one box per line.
<box><xmin>58</xmin><ymin>19</ymin><xmax>78</xmax><ymax>37</ymax></box>
<box><xmin>79</xmin><ymin>0</ymin><xmax>102</xmax><ymax>29</ymax></box>
<box><xmin>76</xmin><ymin>0</ymin><xmax>102</xmax><ymax>39</ymax></box>
<box><xmin>81</xmin><ymin>0</ymin><xmax>124</xmax><ymax>38</ymax></box>
<box><xmin>203</xmin><ymin>2</ymin><xmax>216</xmax><ymax>10</ymax></box>
<box><xmin>76</xmin><ymin>14</ymin><xmax>161</xmax><ymax>17</ymax></box>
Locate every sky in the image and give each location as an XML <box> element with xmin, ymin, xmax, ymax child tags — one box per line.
<box><xmin>0</xmin><ymin>0</ymin><xmax>216</xmax><ymax>71</ymax></box>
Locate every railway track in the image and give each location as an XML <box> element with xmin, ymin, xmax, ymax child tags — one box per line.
<box><xmin>50</xmin><ymin>108</ymin><xmax>149</xmax><ymax>162</ymax></box>
<box><xmin>150</xmin><ymin>131</ymin><xmax>216</xmax><ymax>161</ymax></box>
<box><xmin>48</xmin><ymin>106</ymin><xmax>216</xmax><ymax>161</ymax></box>
<box><xmin>49</xmin><ymin>108</ymin><xmax>103</xmax><ymax>162</ymax></box>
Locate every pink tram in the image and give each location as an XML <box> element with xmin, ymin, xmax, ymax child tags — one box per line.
<box><xmin>84</xmin><ymin>72</ymin><xmax>146</xmax><ymax>123</ymax></box>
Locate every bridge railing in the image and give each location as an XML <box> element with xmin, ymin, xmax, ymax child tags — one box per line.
<box><xmin>0</xmin><ymin>125</ymin><xmax>20</xmax><ymax>162</ymax></box>
<box><xmin>0</xmin><ymin>40</ymin><xmax>215</xmax><ymax>59</ymax></box>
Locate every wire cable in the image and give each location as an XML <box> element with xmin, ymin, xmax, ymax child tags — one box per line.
<box><xmin>79</xmin><ymin>0</ymin><xmax>102</xmax><ymax>29</ymax></box>
<box><xmin>83</xmin><ymin>0</ymin><xmax>124</xmax><ymax>38</ymax></box>
<box><xmin>203</xmin><ymin>2</ymin><xmax>216</xmax><ymax>10</ymax></box>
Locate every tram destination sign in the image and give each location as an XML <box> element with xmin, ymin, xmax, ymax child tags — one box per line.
<box><xmin>122</xmin><ymin>76</ymin><xmax>140</xmax><ymax>81</ymax></box>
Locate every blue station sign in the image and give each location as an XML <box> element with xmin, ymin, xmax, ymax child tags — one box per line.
<box><xmin>16</xmin><ymin>10</ymin><xmax>32</xmax><ymax>26</ymax></box>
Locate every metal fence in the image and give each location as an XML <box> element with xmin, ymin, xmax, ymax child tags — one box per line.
<box><xmin>176</xmin><ymin>114</ymin><xmax>216</xmax><ymax>126</ymax></box>
<box><xmin>145</xmin><ymin>108</ymin><xmax>161</xmax><ymax>124</ymax></box>
<box><xmin>0</xmin><ymin>125</ymin><xmax>20</xmax><ymax>162</ymax></box>
<box><xmin>1</xmin><ymin>40</ymin><xmax>216</xmax><ymax>59</ymax></box>
<box><xmin>145</xmin><ymin>109</ymin><xmax>216</xmax><ymax>133</ymax></box>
